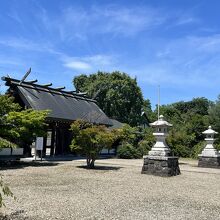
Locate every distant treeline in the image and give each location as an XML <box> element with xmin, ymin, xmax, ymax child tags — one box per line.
<box><xmin>73</xmin><ymin>71</ymin><xmax>220</xmax><ymax>158</ymax></box>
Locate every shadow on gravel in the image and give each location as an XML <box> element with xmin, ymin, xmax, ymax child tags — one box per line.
<box><xmin>0</xmin><ymin>161</ymin><xmax>59</xmax><ymax>170</ymax></box>
<box><xmin>0</xmin><ymin>210</ymin><xmax>30</xmax><ymax>220</ymax></box>
<box><xmin>77</xmin><ymin>165</ymin><xmax>122</xmax><ymax>171</ymax></box>
<box><xmin>179</xmin><ymin>162</ymin><xmax>198</xmax><ymax>167</ymax></box>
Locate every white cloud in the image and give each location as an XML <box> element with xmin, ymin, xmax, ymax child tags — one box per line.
<box><xmin>39</xmin><ymin>5</ymin><xmax>169</xmax><ymax>41</ymax></box>
<box><xmin>62</xmin><ymin>54</ymin><xmax>116</xmax><ymax>71</ymax></box>
<box><xmin>7</xmin><ymin>11</ymin><xmax>23</xmax><ymax>25</ymax></box>
<box><xmin>131</xmin><ymin>34</ymin><xmax>220</xmax><ymax>88</ymax></box>
<box><xmin>33</xmin><ymin>3</ymin><xmax>202</xmax><ymax>43</ymax></box>
<box><xmin>175</xmin><ymin>16</ymin><xmax>198</xmax><ymax>25</ymax></box>
<box><xmin>86</xmin><ymin>55</ymin><xmax>112</xmax><ymax>66</ymax></box>
<box><xmin>0</xmin><ymin>38</ymin><xmax>50</xmax><ymax>52</ymax></box>
<box><xmin>91</xmin><ymin>6</ymin><xmax>166</xmax><ymax>35</ymax></box>
<box><xmin>64</xmin><ymin>60</ymin><xmax>91</xmax><ymax>71</ymax></box>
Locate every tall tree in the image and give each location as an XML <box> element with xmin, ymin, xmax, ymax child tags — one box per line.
<box><xmin>73</xmin><ymin>71</ymin><xmax>144</xmax><ymax>126</ymax></box>
<box><xmin>142</xmin><ymin>99</ymin><xmax>156</xmax><ymax>122</ymax></box>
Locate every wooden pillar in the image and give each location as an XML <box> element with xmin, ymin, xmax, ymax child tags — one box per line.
<box><xmin>61</xmin><ymin>128</ymin><xmax>64</xmax><ymax>155</ymax></box>
<box><xmin>55</xmin><ymin>124</ymin><xmax>60</xmax><ymax>155</ymax></box>
<box><xmin>50</xmin><ymin>125</ymin><xmax>55</xmax><ymax>156</ymax></box>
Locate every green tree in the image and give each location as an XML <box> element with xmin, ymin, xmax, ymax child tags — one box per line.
<box><xmin>0</xmin><ymin>95</ymin><xmax>21</xmax><ymax>116</ymax></box>
<box><xmin>6</xmin><ymin>109</ymin><xmax>49</xmax><ymax>156</ymax></box>
<box><xmin>208</xmin><ymin>95</ymin><xmax>220</xmax><ymax>150</ymax></box>
<box><xmin>142</xmin><ymin>99</ymin><xmax>156</xmax><ymax>122</ymax></box>
<box><xmin>156</xmin><ymin>98</ymin><xmax>211</xmax><ymax>157</ymax></box>
<box><xmin>173</xmin><ymin>97</ymin><xmax>211</xmax><ymax>115</ymax></box>
<box><xmin>70</xmin><ymin>120</ymin><xmax>115</xmax><ymax>168</ymax></box>
<box><xmin>137</xmin><ymin>128</ymin><xmax>155</xmax><ymax>156</ymax></box>
<box><xmin>0</xmin><ymin>95</ymin><xmax>19</xmax><ymax>208</ymax></box>
<box><xmin>0</xmin><ymin>137</ymin><xmax>17</xmax><ymax>148</ymax></box>
<box><xmin>115</xmin><ymin>124</ymin><xmax>153</xmax><ymax>159</ymax></box>
<box><xmin>117</xmin><ymin>124</ymin><xmax>139</xmax><ymax>145</ymax></box>
<box><xmin>73</xmin><ymin>71</ymin><xmax>144</xmax><ymax>126</ymax></box>
<box><xmin>0</xmin><ymin>95</ymin><xmax>21</xmax><ymax>138</ymax></box>
<box><xmin>0</xmin><ymin>95</ymin><xmax>49</xmax><ymax>154</ymax></box>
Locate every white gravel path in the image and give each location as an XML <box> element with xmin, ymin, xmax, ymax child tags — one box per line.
<box><xmin>1</xmin><ymin>158</ymin><xmax>220</xmax><ymax>220</ymax></box>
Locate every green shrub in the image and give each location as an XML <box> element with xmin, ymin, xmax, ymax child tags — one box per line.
<box><xmin>167</xmin><ymin>129</ymin><xmax>195</xmax><ymax>157</ymax></box>
<box><xmin>171</xmin><ymin>145</ymin><xmax>192</xmax><ymax>157</ymax></box>
<box><xmin>215</xmin><ymin>143</ymin><xmax>220</xmax><ymax>151</ymax></box>
<box><xmin>137</xmin><ymin>139</ymin><xmax>152</xmax><ymax>156</ymax></box>
<box><xmin>0</xmin><ymin>175</ymin><xmax>15</xmax><ymax>207</ymax></box>
<box><xmin>117</xmin><ymin>142</ymin><xmax>141</xmax><ymax>159</ymax></box>
<box><xmin>190</xmin><ymin>141</ymin><xmax>205</xmax><ymax>159</ymax></box>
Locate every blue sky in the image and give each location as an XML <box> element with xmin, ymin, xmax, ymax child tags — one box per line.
<box><xmin>1</xmin><ymin>0</ymin><xmax>220</xmax><ymax>108</ymax></box>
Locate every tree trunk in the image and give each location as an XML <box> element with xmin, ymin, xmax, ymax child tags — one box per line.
<box><xmin>90</xmin><ymin>159</ymin><xmax>95</xmax><ymax>169</ymax></box>
<box><xmin>86</xmin><ymin>157</ymin><xmax>95</xmax><ymax>169</ymax></box>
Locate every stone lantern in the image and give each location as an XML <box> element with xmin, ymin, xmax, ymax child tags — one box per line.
<box><xmin>198</xmin><ymin>126</ymin><xmax>220</xmax><ymax>168</ymax></box>
<box><xmin>148</xmin><ymin>115</ymin><xmax>172</xmax><ymax>156</ymax></box>
<box><xmin>142</xmin><ymin>115</ymin><xmax>180</xmax><ymax>176</ymax></box>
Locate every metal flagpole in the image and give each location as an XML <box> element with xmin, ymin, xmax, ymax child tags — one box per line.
<box><xmin>158</xmin><ymin>85</ymin><xmax>160</xmax><ymax>120</ymax></box>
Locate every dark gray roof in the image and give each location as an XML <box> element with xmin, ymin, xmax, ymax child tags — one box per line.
<box><xmin>2</xmin><ymin>77</ymin><xmax>112</xmax><ymax>126</ymax></box>
<box><xmin>109</xmin><ymin>119</ymin><xmax>124</xmax><ymax>129</ymax></box>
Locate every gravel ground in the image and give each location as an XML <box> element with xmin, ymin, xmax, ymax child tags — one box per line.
<box><xmin>0</xmin><ymin>158</ymin><xmax>220</xmax><ymax>220</ymax></box>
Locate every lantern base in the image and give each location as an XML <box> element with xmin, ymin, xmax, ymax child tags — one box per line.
<box><xmin>198</xmin><ymin>156</ymin><xmax>220</xmax><ymax>168</ymax></box>
<box><xmin>141</xmin><ymin>156</ymin><xmax>180</xmax><ymax>177</ymax></box>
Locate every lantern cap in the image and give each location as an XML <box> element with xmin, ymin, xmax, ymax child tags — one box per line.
<box><xmin>202</xmin><ymin>126</ymin><xmax>218</xmax><ymax>135</ymax></box>
<box><xmin>150</xmin><ymin>115</ymin><xmax>172</xmax><ymax>127</ymax></box>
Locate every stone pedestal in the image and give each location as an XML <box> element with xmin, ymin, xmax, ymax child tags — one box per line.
<box><xmin>142</xmin><ymin>155</ymin><xmax>180</xmax><ymax>176</ymax></box>
<box><xmin>198</xmin><ymin>156</ymin><xmax>220</xmax><ymax>168</ymax></box>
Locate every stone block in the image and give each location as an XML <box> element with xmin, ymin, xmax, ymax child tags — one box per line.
<box><xmin>142</xmin><ymin>165</ymin><xmax>148</xmax><ymax>171</ymax></box>
<box><xmin>198</xmin><ymin>156</ymin><xmax>220</xmax><ymax>168</ymax></box>
<box><xmin>143</xmin><ymin>158</ymin><xmax>149</xmax><ymax>165</ymax></box>
<box><xmin>141</xmin><ymin>156</ymin><xmax>180</xmax><ymax>177</ymax></box>
<box><xmin>161</xmin><ymin>161</ymin><xmax>168</xmax><ymax>167</ymax></box>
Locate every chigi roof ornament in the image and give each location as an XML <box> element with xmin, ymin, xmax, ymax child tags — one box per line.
<box><xmin>19</xmin><ymin>67</ymin><xmax>31</xmax><ymax>85</ymax></box>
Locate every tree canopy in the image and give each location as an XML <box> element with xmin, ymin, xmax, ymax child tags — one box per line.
<box><xmin>6</xmin><ymin>109</ymin><xmax>49</xmax><ymax>148</ymax></box>
<box><xmin>73</xmin><ymin>71</ymin><xmax>144</xmax><ymax>126</ymax></box>
<box><xmin>70</xmin><ymin>120</ymin><xmax>115</xmax><ymax>168</ymax></box>
<box><xmin>150</xmin><ymin>97</ymin><xmax>212</xmax><ymax>157</ymax></box>
<box><xmin>0</xmin><ymin>94</ymin><xmax>49</xmax><ymax>155</ymax></box>
<box><xmin>0</xmin><ymin>95</ymin><xmax>21</xmax><ymax>138</ymax></box>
